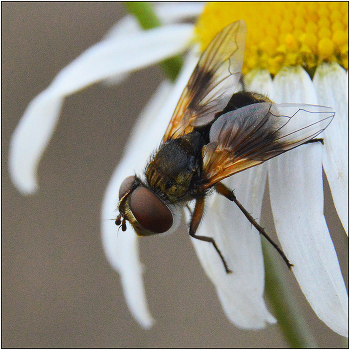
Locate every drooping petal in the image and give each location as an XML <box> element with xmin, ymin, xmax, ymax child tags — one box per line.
<box><xmin>190</xmin><ymin>69</ymin><xmax>276</xmax><ymax>329</ymax></box>
<box><xmin>269</xmin><ymin>66</ymin><xmax>348</xmax><ymax>337</ymax></box>
<box><xmin>101</xmin><ymin>50</ymin><xmax>200</xmax><ymax>328</ymax></box>
<box><xmin>313</xmin><ymin>62</ymin><xmax>348</xmax><ymax>234</ymax></box>
<box><xmin>101</xmin><ymin>81</ymin><xmax>173</xmax><ymax>329</ymax></box>
<box><xmin>9</xmin><ymin>22</ymin><xmax>194</xmax><ymax>194</ymax></box>
<box><xmin>8</xmin><ymin>90</ymin><xmax>63</xmax><ymax>194</ymax></box>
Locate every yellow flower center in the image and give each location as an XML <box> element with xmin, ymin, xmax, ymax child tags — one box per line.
<box><xmin>195</xmin><ymin>2</ymin><xmax>348</xmax><ymax>76</ymax></box>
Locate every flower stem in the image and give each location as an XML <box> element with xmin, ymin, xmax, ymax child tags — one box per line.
<box><xmin>262</xmin><ymin>240</ymin><xmax>318</xmax><ymax>348</ymax></box>
<box><xmin>124</xmin><ymin>2</ymin><xmax>184</xmax><ymax>82</ymax></box>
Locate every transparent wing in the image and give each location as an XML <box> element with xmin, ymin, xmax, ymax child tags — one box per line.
<box><xmin>162</xmin><ymin>20</ymin><xmax>246</xmax><ymax>141</ymax></box>
<box><xmin>202</xmin><ymin>102</ymin><xmax>334</xmax><ymax>187</ymax></box>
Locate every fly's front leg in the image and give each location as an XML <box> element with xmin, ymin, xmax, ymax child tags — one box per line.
<box><xmin>214</xmin><ymin>182</ymin><xmax>293</xmax><ymax>269</ymax></box>
<box><xmin>189</xmin><ymin>197</ymin><xmax>232</xmax><ymax>274</ymax></box>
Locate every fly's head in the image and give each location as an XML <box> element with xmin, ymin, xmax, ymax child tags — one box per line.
<box><xmin>115</xmin><ymin>176</ymin><xmax>174</xmax><ymax>236</ymax></box>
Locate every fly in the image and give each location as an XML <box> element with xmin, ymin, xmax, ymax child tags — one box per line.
<box><xmin>115</xmin><ymin>20</ymin><xmax>334</xmax><ymax>273</ymax></box>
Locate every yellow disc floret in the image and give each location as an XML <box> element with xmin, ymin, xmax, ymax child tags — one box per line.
<box><xmin>195</xmin><ymin>2</ymin><xmax>348</xmax><ymax>76</ymax></box>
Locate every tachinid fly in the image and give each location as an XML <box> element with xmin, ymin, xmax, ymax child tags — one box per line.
<box><xmin>115</xmin><ymin>20</ymin><xmax>334</xmax><ymax>273</ymax></box>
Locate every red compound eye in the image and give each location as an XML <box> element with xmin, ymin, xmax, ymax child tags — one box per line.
<box><xmin>129</xmin><ymin>186</ymin><xmax>173</xmax><ymax>234</ymax></box>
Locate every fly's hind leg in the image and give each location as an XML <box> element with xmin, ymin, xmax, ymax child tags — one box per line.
<box><xmin>189</xmin><ymin>197</ymin><xmax>232</xmax><ymax>274</ymax></box>
<box><xmin>214</xmin><ymin>182</ymin><xmax>293</xmax><ymax>269</ymax></box>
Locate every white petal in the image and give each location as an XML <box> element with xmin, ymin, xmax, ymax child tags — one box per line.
<box><xmin>103</xmin><ymin>15</ymin><xmax>141</xmax><ymax>40</ymax></box>
<box><xmin>190</xmin><ymin>164</ymin><xmax>276</xmax><ymax>329</ymax></box>
<box><xmin>102</xmin><ymin>15</ymin><xmax>142</xmax><ymax>85</ymax></box>
<box><xmin>50</xmin><ymin>24</ymin><xmax>194</xmax><ymax>96</ymax></box>
<box><xmin>101</xmin><ymin>50</ymin><xmax>200</xmax><ymax>328</ymax></box>
<box><xmin>155</xmin><ymin>2</ymin><xmax>204</xmax><ymax>23</ymax></box>
<box><xmin>101</xmin><ymin>81</ymin><xmax>173</xmax><ymax>329</ymax></box>
<box><xmin>102</xmin><ymin>4</ymin><xmax>202</xmax><ymax>85</ymax></box>
<box><xmin>269</xmin><ymin>66</ymin><xmax>348</xmax><ymax>337</ymax></box>
<box><xmin>9</xmin><ymin>22</ymin><xmax>193</xmax><ymax>194</ymax></box>
<box><xmin>244</xmin><ymin>68</ymin><xmax>274</xmax><ymax>98</ymax></box>
<box><xmin>190</xmin><ymin>70</ymin><xmax>276</xmax><ymax>329</ymax></box>
<box><xmin>313</xmin><ymin>63</ymin><xmax>348</xmax><ymax>233</ymax></box>
<box><xmin>8</xmin><ymin>90</ymin><xmax>63</xmax><ymax>194</ymax></box>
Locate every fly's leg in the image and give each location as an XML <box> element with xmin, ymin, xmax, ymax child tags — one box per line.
<box><xmin>189</xmin><ymin>197</ymin><xmax>232</xmax><ymax>274</ymax></box>
<box><xmin>214</xmin><ymin>182</ymin><xmax>293</xmax><ymax>269</ymax></box>
<box><xmin>185</xmin><ymin>203</ymin><xmax>193</xmax><ymax>216</ymax></box>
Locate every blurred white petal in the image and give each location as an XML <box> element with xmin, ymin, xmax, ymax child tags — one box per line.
<box><xmin>103</xmin><ymin>15</ymin><xmax>141</xmax><ymax>41</ymax></box>
<box><xmin>101</xmin><ymin>50</ymin><xmax>200</xmax><ymax>328</ymax></box>
<box><xmin>9</xmin><ymin>22</ymin><xmax>194</xmax><ymax>194</ymax></box>
<box><xmin>102</xmin><ymin>16</ymin><xmax>142</xmax><ymax>85</ymax></box>
<box><xmin>103</xmin><ymin>4</ymin><xmax>202</xmax><ymax>86</ymax></box>
<box><xmin>190</xmin><ymin>69</ymin><xmax>276</xmax><ymax>329</ymax></box>
<box><xmin>50</xmin><ymin>24</ymin><xmax>194</xmax><ymax>96</ymax></box>
<box><xmin>313</xmin><ymin>63</ymin><xmax>348</xmax><ymax>233</ymax></box>
<box><xmin>269</xmin><ymin>66</ymin><xmax>348</xmax><ymax>337</ymax></box>
<box><xmin>8</xmin><ymin>90</ymin><xmax>63</xmax><ymax>194</ymax></box>
<box><xmin>105</xmin><ymin>3</ymin><xmax>202</xmax><ymax>42</ymax></box>
<box><xmin>103</xmin><ymin>2</ymin><xmax>203</xmax><ymax>83</ymax></box>
<box><xmin>155</xmin><ymin>2</ymin><xmax>204</xmax><ymax>23</ymax></box>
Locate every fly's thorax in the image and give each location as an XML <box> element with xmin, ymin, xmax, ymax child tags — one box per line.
<box><xmin>145</xmin><ymin>132</ymin><xmax>205</xmax><ymax>203</ymax></box>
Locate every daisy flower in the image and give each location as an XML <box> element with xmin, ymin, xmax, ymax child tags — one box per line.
<box><xmin>9</xmin><ymin>2</ymin><xmax>348</xmax><ymax>346</ymax></box>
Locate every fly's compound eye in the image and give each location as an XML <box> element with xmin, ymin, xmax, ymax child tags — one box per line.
<box><xmin>129</xmin><ymin>186</ymin><xmax>173</xmax><ymax>234</ymax></box>
<box><xmin>119</xmin><ymin>176</ymin><xmax>136</xmax><ymax>199</ymax></box>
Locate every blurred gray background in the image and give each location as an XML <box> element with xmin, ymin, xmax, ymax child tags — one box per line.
<box><xmin>2</xmin><ymin>2</ymin><xmax>348</xmax><ymax>348</ymax></box>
